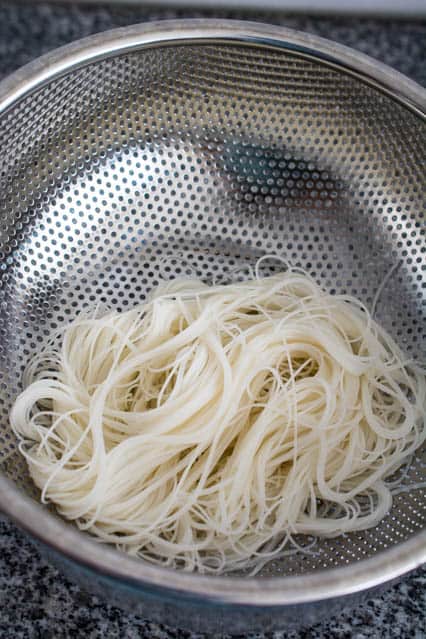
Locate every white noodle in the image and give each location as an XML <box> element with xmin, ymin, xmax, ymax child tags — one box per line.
<box><xmin>10</xmin><ymin>266</ymin><xmax>426</xmax><ymax>574</ymax></box>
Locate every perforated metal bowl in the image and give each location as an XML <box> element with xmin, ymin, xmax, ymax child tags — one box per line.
<box><xmin>0</xmin><ymin>20</ymin><xmax>424</xmax><ymax>634</ymax></box>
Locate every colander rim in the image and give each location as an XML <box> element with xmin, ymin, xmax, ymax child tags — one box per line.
<box><xmin>0</xmin><ymin>19</ymin><xmax>424</xmax><ymax>608</ymax></box>
<box><xmin>0</xmin><ymin>19</ymin><xmax>424</xmax><ymax>117</ymax></box>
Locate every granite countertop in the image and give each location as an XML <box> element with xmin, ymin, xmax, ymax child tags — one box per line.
<box><xmin>0</xmin><ymin>3</ymin><xmax>425</xmax><ymax>638</ymax></box>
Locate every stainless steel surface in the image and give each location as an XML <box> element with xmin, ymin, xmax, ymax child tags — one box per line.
<box><xmin>0</xmin><ymin>20</ymin><xmax>424</xmax><ymax>633</ymax></box>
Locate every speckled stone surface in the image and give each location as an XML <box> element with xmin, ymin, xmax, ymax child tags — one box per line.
<box><xmin>0</xmin><ymin>3</ymin><xmax>425</xmax><ymax>638</ymax></box>
<box><xmin>1</xmin><ymin>515</ymin><xmax>425</xmax><ymax>638</ymax></box>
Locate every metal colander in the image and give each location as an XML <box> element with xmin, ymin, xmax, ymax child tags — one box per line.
<box><xmin>0</xmin><ymin>20</ymin><xmax>424</xmax><ymax>634</ymax></box>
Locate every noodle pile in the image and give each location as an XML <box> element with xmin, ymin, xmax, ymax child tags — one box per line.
<box><xmin>10</xmin><ymin>268</ymin><xmax>426</xmax><ymax>573</ymax></box>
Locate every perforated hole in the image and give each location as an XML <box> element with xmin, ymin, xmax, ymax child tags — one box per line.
<box><xmin>0</xmin><ymin>42</ymin><xmax>424</xmax><ymax>576</ymax></box>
